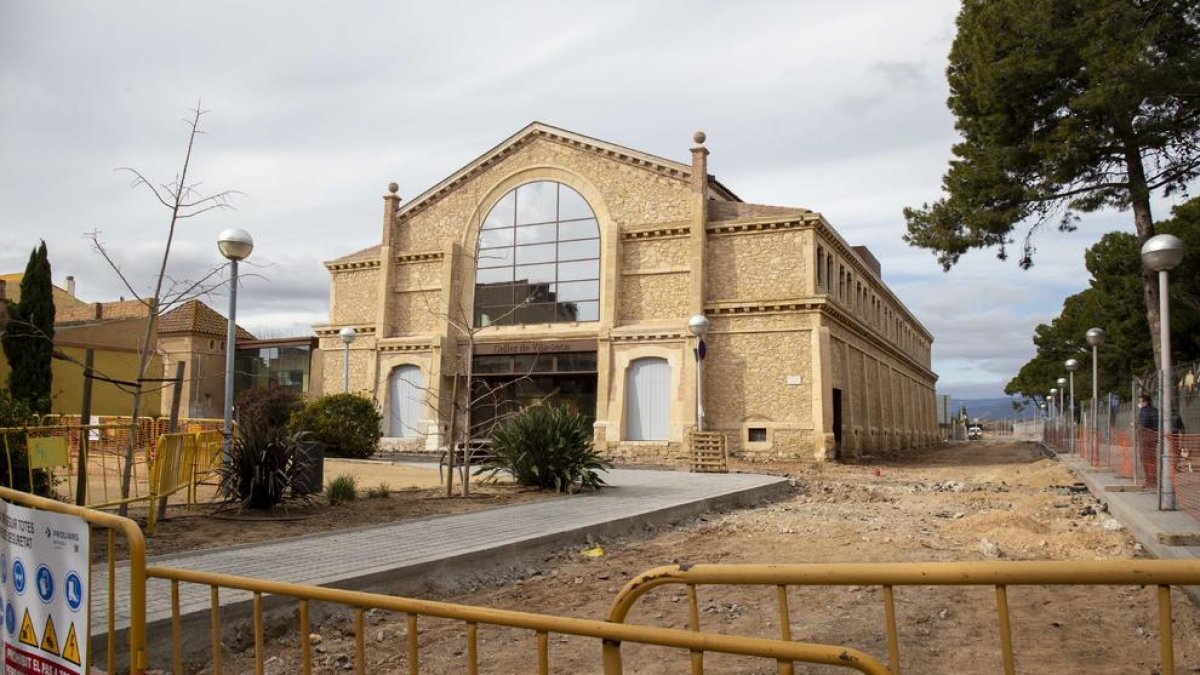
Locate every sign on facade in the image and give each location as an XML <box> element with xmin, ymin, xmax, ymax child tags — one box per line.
<box><xmin>2</xmin><ymin>501</ymin><xmax>88</xmax><ymax>674</ymax></box>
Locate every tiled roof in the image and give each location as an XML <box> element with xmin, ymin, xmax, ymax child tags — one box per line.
<box><xmin>158</xmin><ymin>299</ymin><xmax>255</xmax><ymax>340</ymax></box>
<box><xmin>325</xmin><ymin>244</ymin><xmax>382</xmax><ymax>266</ymax></box>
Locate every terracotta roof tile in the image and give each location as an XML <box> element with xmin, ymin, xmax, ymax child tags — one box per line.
<box><xmin>158</xmin><ymin>299</ymin><xmax>255</xmax><ymax>340</ymax></box>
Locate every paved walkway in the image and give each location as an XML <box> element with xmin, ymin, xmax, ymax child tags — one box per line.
<box><xmin>91</xmin><ymin>468</ymin><xmax>789</xmax><ymax>638</ymax></box>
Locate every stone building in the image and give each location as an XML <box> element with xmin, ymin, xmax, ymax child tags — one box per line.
<box><xmin>317</xmin><ymin>123</ymin><xmax>937</xmax><ymax>462</ymax></box>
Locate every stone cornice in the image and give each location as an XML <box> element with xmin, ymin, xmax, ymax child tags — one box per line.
<box><xmin>621</xmin><ymin>224</ymin><xmax>691</xmax><ymax>241</ymax></box>
<box><xmin>395</xmin><ymin>251</ymin><xmax>445</xmax><ymax>264</ymax></box>
<box><xmin>324</xmin><ymin>259</ymin><xmax>381</xmax><ymax>272</ymax></box>
<box><xmin>314</xmin><ymin>325</ymin><xmax>377</xmax><ymax>338</ymax></box>
<box><xmin>610</xmin><ymin>331</ymin><xmax>687</xmax><ymax>342</ymax></box>
<box><xmin>704</xmin><ymin>299</ymin><xmax>822</xmax><ymax>316</ymax></box>
<box><xmin>707</xmin><ymin>215</ymin><xmax>819</xmax><ymax>237</ymax></box>
<box><xmin>378</xmin><ymin>341</ymin><xmax>436</xmax><ymax>353</ymax></box>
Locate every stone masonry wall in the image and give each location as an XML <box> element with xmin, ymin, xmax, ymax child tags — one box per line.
<box><xmin>330</xmin><ymin>268</ymin><xmax>379</xmax><ymax>326</ymax></box>
<box><xmin>706</xmin><ymin>230</ymin><xmax>807</xmax><ymax>302</ymax></box>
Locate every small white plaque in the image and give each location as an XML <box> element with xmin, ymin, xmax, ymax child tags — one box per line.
<box><xmin>785</xmin><ymin>375</ymin><xmax>803</xmax><ymax>385</ymax></box>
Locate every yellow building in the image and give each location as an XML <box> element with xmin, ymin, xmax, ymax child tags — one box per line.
<box><xmin>319</xmin><ymin>124</ymin><xmax>937</xmax><ymax>462</ymax></box>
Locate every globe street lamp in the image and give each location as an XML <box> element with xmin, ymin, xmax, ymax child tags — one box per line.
<box><xmin>339</xmin><ymin>327</ymin><xmax>357</xmax><ymax>393</ymax></box>
<box><xmin>1065</xmin><ymin>359</ymin><xmax>1079</xmax><ymax>454</ymax></box>
<box><xmin>1056</xmin><ymin>377</ymin><xmax>1067</xmax><ymax>448</ymax></box>
<box><xmin>1086</xmin><ymin>327</ymin><xmax>1107</xmax><ymax>464</ymax></box>
<box><xmin>1142</xmin><ymin>233</ymin><xmax>1185</xmax><ymax>510</ymax></box>
<box><xmin>687</xmin><ymin>314</ymin><xmax>710</xmax><ymax>432</ymax></box>
<box><xmin>218</xmin><ymin>228</ymin><xmax>254</xmax><ymax>460</ymax></box>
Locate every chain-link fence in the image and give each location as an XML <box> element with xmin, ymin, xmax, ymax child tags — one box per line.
<box><xmin>1046</xmin><ymin>358</ymin><xmax>1200</xmax><ymax>520</ymax></box>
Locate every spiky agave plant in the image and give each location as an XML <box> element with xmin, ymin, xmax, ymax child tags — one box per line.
<box><xmin>217</xmin><ymin>417</ymin><xmax>314</xmax><ymax>510</ymax></box>
<box><xmin>477</xmin><ymin>404</ymin><xmax>612</xmax><ymax>492</ymax></box>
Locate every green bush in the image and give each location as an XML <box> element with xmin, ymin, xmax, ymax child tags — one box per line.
<box><xmin>289</xmin><ymin>393</ymin><xmax>382</xmax><ymax>459</ymax></box>
<box><xmin>326</xmin><ymin>473</ymin><xmax>357</xmax><ymax>504</ymax></box>
<box><xmin>236</xmin><ymin>386</ymin><xmax>303</xmax><ymax>430</ymax></box>
<box><xmin>476</xmin><ymin>404</ymin><xmax>611</xmax><ymax>493</ymax></box>
<box><xmin>216</xmin><ymin>417</ymin><xmax>314</xmax><ymax>510</ymax></box>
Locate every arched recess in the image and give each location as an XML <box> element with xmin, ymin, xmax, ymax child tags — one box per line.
<box><xmin>388</xmin><ymin>365</ymin><xmax>424</xmax><ymax>438</ymax></box>
<box><xmin>625</xmin><ymin>357</ymin><xmax>671</xmax><ymax>441</ymax></box>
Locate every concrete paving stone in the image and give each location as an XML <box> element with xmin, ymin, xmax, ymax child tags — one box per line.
<box><xmin>88</xmin><ymin>468</ymin><xmax>788</xmax><ymax>637</ymax></box>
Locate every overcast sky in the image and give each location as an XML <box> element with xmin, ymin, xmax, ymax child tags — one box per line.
<box><xmin>1</xmin><ymin>1</ymin><xmax>1190</xmax><ymax>401</ymax></box>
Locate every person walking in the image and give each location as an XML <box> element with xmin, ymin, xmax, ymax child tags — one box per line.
<box><xmin>1137</xmin><ymin>394</ymin><xmax>1159</xmax><ymax>488</ymax></box>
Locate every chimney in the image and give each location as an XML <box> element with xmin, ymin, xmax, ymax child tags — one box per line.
<box><xmin>66</xmin><ymin>275</ymin><xmax>76</xmax><ymax>297</ymax></box>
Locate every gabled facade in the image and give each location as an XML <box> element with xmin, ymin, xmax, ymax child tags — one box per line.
<box><xmin>318</xmin><ymin>123</ymin><xmax>937</xmax><ymax>462</ymax></box>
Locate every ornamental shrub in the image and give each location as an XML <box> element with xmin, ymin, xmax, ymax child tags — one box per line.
<box><xmin>476</xmin><ymin>404</ymin><xmax>611</xmax><ymax>493</ymax></box>
<box><xmin>289</xmin><ymin>393</ymin><xmax>382</xmax><ymax>459</ymax></box>
<box><xmin>236</xmin><ymin>385</ymin><xmax>303</xmax><ymax>430</ymax></box>
<box><xmin>217</xmin><ymin>416</ymin><xmax>314</xmax><ymax>510</ymax></box>
<box><xmin>0</xmin><ymin>391</ymin><xmax>51</xmax><ymax>496</ymax></box>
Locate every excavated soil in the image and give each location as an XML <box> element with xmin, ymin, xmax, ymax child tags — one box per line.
<box><xmin>207</xmin><ymin>441</ymin><xmax>1200</xmax><ymax>674</ymax></box>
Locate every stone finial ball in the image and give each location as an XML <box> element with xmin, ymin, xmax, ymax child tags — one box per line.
<box><xmin>387</xmin><ymin>182</ymin><xmax>400</xmax><ymax>194</ymax></box>
<box><xmin>693</xmin><ymin>131</ymin><xmax>706</xmax><ymax>145</ymax></box>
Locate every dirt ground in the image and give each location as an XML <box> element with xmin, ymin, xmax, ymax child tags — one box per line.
<box><xmin>204</xmin><ymin>440</ymin><xmax>1200</xmax><ymax>675</ymax></box>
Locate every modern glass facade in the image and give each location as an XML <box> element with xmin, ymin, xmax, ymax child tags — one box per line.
<box><xmin>234</xmin><ymin>339</ymin><xmax>316</xmax><ymax>395</ymax></box>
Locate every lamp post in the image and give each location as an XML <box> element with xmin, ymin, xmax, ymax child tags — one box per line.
<box><xmin>218</xmin><ymin>228</ymin><xmax>254</xmax><ymax>460</ymax></box>
<box><xmin>1065</xmin><ymin>359</ymin><xmax>1079</xmax><ymax>455</ymax></box>
<box><xmin>687</xmin><ymin>314</ymin><xmax>710</xmax><ymax>432</ymax></box>
<box><xmin>339</xmin><ymin>327</ymin><xmax>356</xmax><ymax>393</ymax></box>
<box><xmin>1086</xmin><ymin>327</ymin><xmax>1107</xmax><ymax>464</ymax></box>
<box><xmin>1142</xmin><ymin>234</ymin><xmax>1185</xmax><ymax>510</ymax></box>
<box><xmin>1056</xmin><ymin>377</ymin><xmax>1067</xmax><ymax>448</ymax></box>
<box><xmin>1048</xmin><ymin>389</ymin><xmax>1057</xmax><ymax>446</ymax></box>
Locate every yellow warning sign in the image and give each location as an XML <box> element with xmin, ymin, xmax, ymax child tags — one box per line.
<box><xmin>18</xmin><ymin>608</ymin><xmax>37</xmax><ymax>647</ymax></box>
<box><xmin>61</xmin><ymin>622</ymin><xmax>81</xmax><ymax>666</ymax></box>
<box><xmin>40</xmin><ymin>614</ymin><xmax>59</xmax><ymax>656</ymax></box>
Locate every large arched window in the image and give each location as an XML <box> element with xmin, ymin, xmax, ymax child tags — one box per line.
<box><xmin>474</xmin><ymin>181</ymin><xmax>600</xmax><ymax>326</ymax></box>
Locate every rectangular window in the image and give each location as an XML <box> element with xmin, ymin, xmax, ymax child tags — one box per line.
<box><xmin>748</xmin><ymin>428</ymin><xmax>768</xmax><ymax>443</ymax></box>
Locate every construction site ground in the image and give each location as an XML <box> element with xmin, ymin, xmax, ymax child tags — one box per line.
<box><xmin>202</xmin><ymin>439</ymin><xmax>1200</xmax><ymax>674</ymax></box>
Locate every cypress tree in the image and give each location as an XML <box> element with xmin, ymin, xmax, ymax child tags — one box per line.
<box><xmin>2</xmin><ymin>241</ymin><xmax>55</xmax><ymax>414</ymax></box>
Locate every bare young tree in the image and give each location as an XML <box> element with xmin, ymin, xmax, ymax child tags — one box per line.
<box><xmin>92</xmin><ymin>104</ymin><xmax>239</xmax><ymax>516</ymax></box>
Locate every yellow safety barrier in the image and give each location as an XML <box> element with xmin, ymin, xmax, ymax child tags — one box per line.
<box><xmin>606</xmin><ymin>560</ymin><xmax>1200</xmax><ymax>675</ymax></box>
<box><xmin>144</xmin><ymin>565</ymin><xmax>890</xmax><ymax>675</ymax></box>
<box><xmin>0</xmin><ymin>486</ymin><xmax>148</xmax><ymax>674</ymax></box>
<box><xmin>0</xmin><ymin>419</ymin><xmax>227</xmax><ymax>513</ymax></box>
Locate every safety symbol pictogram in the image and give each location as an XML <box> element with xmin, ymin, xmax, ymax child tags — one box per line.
<box><xmin>65</xmin><ymin>570</ymin><xmax>83</xmax><ymax>612</ymax></box>
<box><xmin>12</xmin><ymin>558</ymin><xmax>26</xmax><ymax>595</ymax></box>
<box><xmin>61</xmin><ymin>622</ymin><xmax>81</xmax><ymax>666</ymax></box>
<box><xmin>40</xmin><ymin>614</ymin><xmax>59</xmax><ymax>656</ymax></box>
<box><xmin>35</xmin><ymin>564</ymin><xmax>54</xmax><ymax>604</ymax></box>
<box><xmin>4</xmin><ymin>602</ymin><xmax>13</xmax><ymax>636</ymax></box>
<box><xmin>18</xmin><ymin>607</ymin><xmax>37</xmax><ymax>647</ymax></box>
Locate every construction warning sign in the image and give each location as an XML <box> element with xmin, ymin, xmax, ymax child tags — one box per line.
<box><xmin>1</xmin><ymin>500</ymin><xmax>88</xmax><ymax>674</ymax></box>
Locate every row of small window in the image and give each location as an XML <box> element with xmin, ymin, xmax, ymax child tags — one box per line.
<box><xmin>476</xmin><ymin>301</ymin><xmax>600</xmax><ymax>325</ymax></box>
<box><xmin>472</xmin><ymin>352</ymin><xmax>599</xmax><ymax>375</ymax></box>
<box><xmin>483</xmin><ymin>182</ymin><xmax>595</xmax><ymax>229</ymax></box>
<box><xmin>477</xmin><ymin>239</ymin><xmax>600</xmax><ymax>269</ymax></box>
<box><xmin>479</xmin><ymin>219</ymin><xmax>599</xmax><ymax>248</ymax></box>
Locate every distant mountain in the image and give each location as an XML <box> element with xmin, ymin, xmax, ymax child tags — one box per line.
<box><xmin>951</xmin><ymin>397</ymin><xmax>1037</xmax><ymax>421</ymax></box>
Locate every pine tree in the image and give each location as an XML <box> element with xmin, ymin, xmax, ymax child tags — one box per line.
<box><xmin>905</xmin><ymin>0</ymin><xmax>1200</xmax><ymax>371</ymax></box>
<box><xmin>2</xmin><ymin>241</ymin><xmax>55</xmax><ymax>414</ymax></box>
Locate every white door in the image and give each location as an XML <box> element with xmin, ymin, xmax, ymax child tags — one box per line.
<box><xmin>389</xmin><ymin>365</ymin><xmax>423</xmax><ymax>438</ymax></box>
<box><xmin>626</xmin><ymin>357</ymin><xmax>670</xmax><ymax>441</ymax></box>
